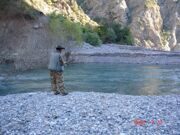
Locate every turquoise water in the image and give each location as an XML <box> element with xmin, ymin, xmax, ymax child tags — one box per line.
<box><xmin>0</xmin><ymin>63</ymin><xmax>180</xmax><ymax>96</ymax></box>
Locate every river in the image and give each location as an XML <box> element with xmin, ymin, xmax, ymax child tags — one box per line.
<box><xmin>0</xmin><ymin>63</ymin><xmax>180</xmax><ymax>96</ymax></box>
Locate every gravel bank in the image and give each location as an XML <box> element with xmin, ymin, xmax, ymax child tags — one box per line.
<box><xmin>69</xmin><ymin>44</ymin><xmax>180</xmax><ymax>64</ymax></box>
<box><xmin>0</xmin><ymin>92</ymin><xmax>180</xmax><ymax>135</ymax></box>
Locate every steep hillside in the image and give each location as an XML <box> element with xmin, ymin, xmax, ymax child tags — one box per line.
<box><xmin>0</xmin><ymin>0</ymin><xmax>98</xmax><ymax>69</ymax></box>
<box><xmin>158</xmin><ymin>0</ymin><xmax>180</xmax><ymax>50</ymax></box>
<box><xmin>0</xmin><ymin>0</ymin><xmax>98</xmax><ymax>25</ymax></box>
<box><xmin>23</xmin><ymin>0</ymin><xmax>98</xmax><ymax>26</ymax></box>
<box><xmin>78</xmin><ymin>0</ymin><xmax>180</xmax><ymax>51</ymax></box>
<box><xmin>77</xmin><ymin>0</ymin><xmax>129</xmax><ymax>25</ymax></box>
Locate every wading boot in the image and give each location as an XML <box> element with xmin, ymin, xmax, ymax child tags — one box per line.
<box><xmin>60</xmin><ymin>91</ymin><xmax>68</xmax><ymax>96</ymax></box>
<box><xmin>53</xmin><ymin>91</ymin><xmax>60</xmax><ymax>95</ymax></box>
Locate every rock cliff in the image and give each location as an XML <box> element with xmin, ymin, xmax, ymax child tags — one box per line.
<box><xmin>79</xmin><ymin>0</ymin><xmax>180</xmax><ymax>51</ymax></box>
<box><xmin>0</xmin><ymin>0</ymin><xmax>97</xmax><ymax>70</ymax></box>
<box><xmin>22</xmin><ymin>0</ymin><xmax>97</xmax><ymax>26</ymax></box>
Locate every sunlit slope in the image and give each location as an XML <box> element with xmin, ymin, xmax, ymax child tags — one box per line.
<box><xmin>24</xmin><ymin>0</ymin><xmax>98</xmax><ymax>26</ymax></box>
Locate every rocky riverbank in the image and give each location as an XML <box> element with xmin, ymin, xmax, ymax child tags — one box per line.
<box><xmin>69</xmin><ymin>44</ymin><xmax>180</xmax><ymax>64</ymax></box>
<box><xmin>1</xmin><ymin>43</ymin><xmax>180</xmax><ymax>70</ymax></box>
<box><xmin>0</xmin><ymin>92</ymin><xmax>179</xmax><ymax>135</ymax></box>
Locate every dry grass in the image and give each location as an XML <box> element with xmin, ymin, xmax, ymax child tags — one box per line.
<box><xmin>145</xmin><ymin>0</ymin><xmax>157</xmax><ymax>9</ymax></box>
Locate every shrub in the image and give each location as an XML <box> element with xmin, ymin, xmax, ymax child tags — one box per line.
<box><xmin>104</xmin><ymin>28</ymin><xmax>117</xmax><ymax>43</ymax></box>
<box><xmin>82</xmin><ymin>24</ymin><xmax>94</xmax><ymax>33</ymax></box>
<box><xmin>49</xmin><ymin>14</ymin><xmax>133</xmax><ymax>46</ymax></box>
<box><xmin>83</xmin><ymin>32</ymin><xmax>102</xmax><ymax>46</ymax></box>
<box><xmin>112</xmin><ymin>23</ymin><xmax>133</xmax><ymax>45</ymax></box>
<box><xmin>49</xmin><ymin>13</ymin><xmax>83</xmax><ymax>43</ymax></box>
<box><xmin>95</xmin><ymin>26</ymin><xmax>107</xmax><ymax>43</ymax></box>
<box><xmin>95</xmin><ymin>26</ymin><xmax>117</xmax><ymax>43</ymax></box>
<box><xmin>95</xmin><ymin>22</ymin><xmax>133</xmax><ymax>45</ymax></box>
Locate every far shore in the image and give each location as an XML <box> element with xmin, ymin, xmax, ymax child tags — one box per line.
<box><xmin>0</xmin><ymin>44</ymin><xmax>180</xmax><ymax>71</ymax></box>
<box><xmin>68</xmin><ymin>44</ymin><xmax>180</xmax><ymax>65</ymax></box>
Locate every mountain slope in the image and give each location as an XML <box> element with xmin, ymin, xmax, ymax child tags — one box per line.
<box><xmin>24</xmin><ymin>0</ymin><xmax>98</xmax><ymax>26</ymax></box>
<box><xmin>0</xmin><ymin>0</ymin><xmax>98</xmax><ymax>69</ymax></box>
<box><xmin>78</xmin><ymin>0</ymin><xmax>180</xmax><ymax>51</ymax></box>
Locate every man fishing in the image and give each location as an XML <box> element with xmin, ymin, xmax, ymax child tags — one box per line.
<box><xmin>48</xmin><ymin>45</ymin><xmax>68</xmax><ymax>96</ymax></box>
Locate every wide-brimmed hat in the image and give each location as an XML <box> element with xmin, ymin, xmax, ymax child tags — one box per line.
<box><xmin>56</xmin><ymin>45</ymin><xmax>65</xmax><ymax>50</ymax></box>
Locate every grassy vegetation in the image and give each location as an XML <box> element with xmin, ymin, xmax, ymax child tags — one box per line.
<box><xmin>83</xmin><ymin>32</ymin><xmax>102</xmax><ymax>46</ymax></box>
<box><xmin>161</xmin><ymin>30</ymin><xmax>170</xmax><ymax>46</ymax></box>
<box><xmin>144</xmin><ymin>0</ymin><xmax>157</xmax><ymax>9</ymax></box>
<box><xmin>49</xmin><ymin>14</ymin><xmax>134</xmax><ymax>46</ymax></box>
<box><xmin>94</xmin><ymin>18</ymin><xmax>134</xmax><ymax>45</ymax></box>
<box><xmin>49</xmin><ymin>13</ymin><xmax>83</xmax><ymax>43</ymax></box>
<box><xmin>44</xmin><ymin>0</ymin><xmax>58</xmax><ymax>5</ymax></box>
<box><xmin>45</xmin><ymin>0</ymin><xmax>53</xmax><ymax>5</ymax></box>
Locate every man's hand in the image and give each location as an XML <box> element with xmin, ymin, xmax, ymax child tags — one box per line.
<box><xmin>64</xmin><ymin>62</ymin><xmax>68</xmax><ymax>66</ymax></box>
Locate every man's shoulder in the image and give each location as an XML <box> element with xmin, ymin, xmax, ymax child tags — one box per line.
<box><xmin>51</xmin><ymin>51</ymin><xmax>61</xmax><ymax>56</ymax></box>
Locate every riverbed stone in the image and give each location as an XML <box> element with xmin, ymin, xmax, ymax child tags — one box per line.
<box><xmin>0</xmin><ymin>92</ymin><xmax>179</xmax><ymax>135</ymax></box>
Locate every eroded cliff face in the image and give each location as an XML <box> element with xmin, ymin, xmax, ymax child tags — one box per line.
<box><xmin>23</xmin><ymin>0</ymin><xmax>98</xmax><ymax>26</ymax></box>
<box><xmin>79</xmin><ymin>0</ymin><xmax>180</xmax><ymax>51</ymax></box>
<box><xmin>0</xmin><ymin>0</ymin><xmax>97</xmax><ymax>69</ymax></box>
<box><xmin>158</xmin><ymin>0</ymin><xmax>180</xmax><ymax>50</ymax></box>
<box><xmin>79</xmin><ymin>0</ymin><xmax>129</xmax><ymax>25</ymax></box>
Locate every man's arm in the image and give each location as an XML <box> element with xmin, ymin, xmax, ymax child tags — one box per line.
<box><xmin>59</xmin><ymin>55</ymin><xmax>65</xmax><ymax>65</ymax></box>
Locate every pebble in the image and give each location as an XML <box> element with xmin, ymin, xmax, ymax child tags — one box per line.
<box><xmin>0</xmin><ymin>92</ymin><xmax>179</xmax><ymax>135</ymax></box>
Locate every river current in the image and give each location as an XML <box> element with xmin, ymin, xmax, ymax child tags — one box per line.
<box><xmin>0</xmin><ymin>63</ymin><xmax>180</xmax><ymax>96</ymax></box>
